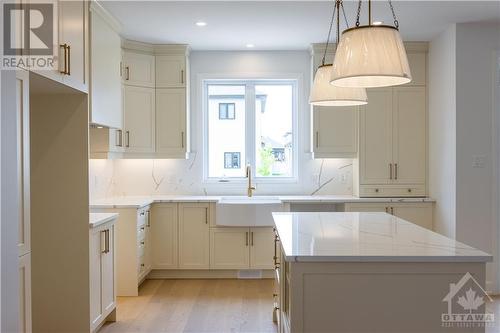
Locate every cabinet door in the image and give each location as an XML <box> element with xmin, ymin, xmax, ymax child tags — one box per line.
<box><xmin>392</xmin><ymin>87</ymin><xmax>426</xmax><ymax>186</ymax></box>
<box><xmin>344</xmin><ymin>203</ymin><xmax>390</xmax><ymax>213</ymax></box>
<box><xmin>156</xmin><ymin>88</ymin><xmax>187</xmax><ymax>157</ymax></box>
<box><xmin>250</xmin><ymin>228</ymin><xmax>274</xmax><ymax>269</ymax></box>
<box><xmin>101</xmin><ymin>225</ymin><xmax>115</xmax><ymax>315</ymax></box>
<box><xmin>313</xmin><ymin>106</ymin><xmax>358</xmax><ymax>158</ymax></box>
<box><xmin>16</xmin><ymin>70</ymin><xmax>30</xmax><ymax>257</ymax></box>
<box><xmin>156</xmin><ymin>55</ymin><xmax>186</xmax><ymax>88</ymax></box>
<box><xmin>60</xmin><ymin>0</ymin><xmax>88</xmax><ymax>92</ymax></box>
<box><xmin>210</xmin><ymin>228</ymin><xmax>249</xmax><ymax>269</ymax></box>
<box><xmin>151</xmin><ymin>204</ymin><xmax>178</xmax><ymax>269</ymax></box>
<box><xmin>18</xmin><ymin>253</ymin><xmax>32</xmax><ymax>333</ymax></box>
<box><xmin>178</xmin><ymin>203</ymin><xmax>210</xmax><ymax>269</ymax></box>
<box><xmin>359</xmin><ymin>89</ymin><xmax>393</xmax><ymax>185</ymax></box>
<box><xmin>122</xmin><ymin>52</ymin><xmax>155</xmax><ymax>87</ymax></box>
<box><xmin>89</xmin><ymin>228</ymin><xmax>103</xmax><ymax>330</ymax></box>
<box><xmin>406</xmin><ymin>52</ymin><xmax>426</xmax><ymax>86</ymax></box>
<box><xmin>89</xmin><ymin>7</ymin><xmax>122</xmax><ymax>128</ymax></box>
<box><xmin>392</xmin><ymin>203</ymin><xmax>433</xmax><ymax>230</ymax></box>
<box><xmin>123</xmin><ymin>86</ymin><xmax>155</xmax><ymax>153</ymax></box>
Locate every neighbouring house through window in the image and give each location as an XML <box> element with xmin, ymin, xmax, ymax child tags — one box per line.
<box><xmin>205</xmin><ymin>81</ymin><xmax>296</xmax><ymax>180</ymax></box>
<box><xmin>219</xmin><ymin>103</ymin><xmax>236</xmax><ymax>120</ymax></box>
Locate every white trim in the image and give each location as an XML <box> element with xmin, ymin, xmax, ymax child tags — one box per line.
<box><xmin>493</xmin><ymin>50</ymin><xmax>500</xmax><ymax>294</ymax></box>
<box><xmin>198</xmin><ymin>73</ymin><xmax>302</xmax><ymax>185</ymax></box>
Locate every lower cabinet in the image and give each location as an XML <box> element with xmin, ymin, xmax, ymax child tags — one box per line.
<box><xmin>178</xmin><ymin>203</ymin><xmax>210</xmax><ymax>269</ymax></box>
<box><xmin>18</xmin><ymin>253</ymin><xmax>32</xmax><ymax>333</ymax></box>
<box><xmin>151</xmin><ymin>203</ymin><xmax>179</xmax><ymax>269</ymax></box>
<box><xmin>344</xmin><ymin>202</ymin><xmax>434</xmax><ymax>230</ymax></box>
<box><xmin>210</xmin><ymin>227</ymin><xmax>275</xmax><ymax>270</ymax></box>
<box><xmin>90</xmin><ymin>219</ymin><xmax>116</xmax><ymax>332</ymax></box>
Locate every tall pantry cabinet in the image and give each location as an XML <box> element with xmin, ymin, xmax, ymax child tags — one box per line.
<box><xmin>354</xmin><ymin>43</ymin><xmax>428</xmax><ymax>197</ymax></box>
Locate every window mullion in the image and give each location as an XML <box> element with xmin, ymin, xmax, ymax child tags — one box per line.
<box><xmin>245</xmin><ymin>83</ymin><xmax>256</xmax><ymax>173</ymax></box>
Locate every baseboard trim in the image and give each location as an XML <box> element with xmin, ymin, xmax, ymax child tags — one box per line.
<box><xmin>147</xmin><ymin>269</ymin><xmax>274</xmax><ymax>279</ymax></box>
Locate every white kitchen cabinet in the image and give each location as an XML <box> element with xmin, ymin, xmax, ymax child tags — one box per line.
<box><xmin>344</xmin><ymin>202</ymin><xmax>433</xmax><ymax>230</ymax></box>
<box><xmin>210</xmin><ymin>228</ymin><xmax>250</xmax><ymax>269</ymax></box>
<box><xmin>357</xmin><ymin>87</ymin><xmax>427</xmax><ymax>197</ymax></box>
<box><xmin>90</xmin><ymin>219</ymin><xmax>116</xmax><ymax>332</ymax></box>
<box><xmin>31</xmin><ymin>0</ymin><xmax>88</xmax><ymax>92</ymax></box>
<box><xmin>89</xmin><ymin>2</ymin><xmax>122</xmax><ymax>128</ymax></box>
<box><xmin>178</xmin><ymin>203</ymin><xmax>210</xmax><ymax>269</ymax></box>
<box><xmin>151</xmin><ymin>204</ymin><xmax>179</xmax><ymax>269</ymax></box>
<box><xmin>313</xmin><ymin>106</ymin><xmax>358</xmax><ymax>158</ymax></box>
<box><xmin>92</xmin><ymin>206</ymin><xmax>151</xmax><ymax>296</ymax></box>
<box><xmin>18</xmin><ymin>253</ymin><xmax>32</xmax><ymax>333</ymax></box>
<box><xmin>123</xmin><ymin>85</ymin><xmax>155</xmax><ymax>153</ymax></box>
<box><xmin>392</xmin><ymin>87</ymin><xmax>427</xmax><ymax>185</ymax></box>
<box><xmin>156</xmin><ymin>55</ymin><xmax>186</xmax><ymax>88</ymax></box>
<box><xmin>406</xmin><ymin>51</ymin><xmax>426</xmax><ymax>86</ymax></box>
<box><xmin>155</xmin><ymin>88</ymin><xmax>188</xmax><ymax>157</ymax></box>
<box><xmin>249</xmin><ymin>228</ymin><xmax>275</xmax><ymax>269</ymax></box>
<box><xmin>122</xmin><ymin>51</ymin><xmax>155</xmax><ymax>87</ymax></box>
<box><xmin>310</xmin><ymin>44</ymin><xmax>358</xmax><ymax>158</ymax></box>
<box><xmin>16</xmin><ymin>70</ymin><xmax>30</xmax><ymax>257</ymax></box>
<box><xmin>210</xmin><ymin>227</ymin><xmax>274</xmax><ymax>270</ymax></box>
<box><xmin>359</xmin><ymin>88</ymin><xmax>394</xmax><ymax>185</ymax></box>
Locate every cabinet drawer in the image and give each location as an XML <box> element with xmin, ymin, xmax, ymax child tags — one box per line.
<box><xmin>137</xmin><ymin>209</ymin><xmax>147</xmax><ymax>228</ymax></box>
<box><xmin>137</xmin><ymin>225</ymin><xmax>146</xmax><ymax>241</ymax></box>
<box><xmin>138</xmin><ymin>240</ymin><xmax>146</xmax><ymax>258</ymax></box>
<box><xmin>359</xmin><ymin>185</ymin><xmax>426</xmax><ymax>197</ymax></box>
<box><xmin>137</xmin><ymin>255</ymin><xmax>145</xmax><ymax>274</ymax></box>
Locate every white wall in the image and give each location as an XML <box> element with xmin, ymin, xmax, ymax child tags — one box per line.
<box><xmin>428</xmin><ymin>25</ymin><xmax>457</xmax><ymax>239</ymax></box>
<box><xmin>90</xmin><ymin>51</ymin><xmax>355</xmax><ymax>198</ymax></box>
<box><xmin>429</xmin><ymin>22</ymin><xmax>500</xmax><ymax>292</ymax></box>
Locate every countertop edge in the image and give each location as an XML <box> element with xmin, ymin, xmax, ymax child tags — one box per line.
<box><xmin>89</xmin><ymin>213</ymin><xmax>119</xmax><ymax>229</ymax></box>
<box><xmin>284</xmin><ymin>255</ymin><xmax>494</xmax><ymax>263</ymax></box>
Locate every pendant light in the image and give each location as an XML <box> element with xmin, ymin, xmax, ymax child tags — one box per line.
<box><xmin>309</xmin><ymin>0</ymin><xmax>367</xmax><ymax>106</ymax></box>
<box><xmin>330</xmin><ymin>0</ymin><xmax>412</xmax><ymax>88</ymax></box>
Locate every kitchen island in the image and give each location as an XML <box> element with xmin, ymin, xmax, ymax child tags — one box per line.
<box><xmin>272</xmin><ymin>212</ymin><xmax>493</xmax><ymax>333</ymax></box>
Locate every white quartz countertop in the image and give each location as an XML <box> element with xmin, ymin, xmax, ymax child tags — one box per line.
<box><xmin>89</xmin><ymin>213</ymin><xmax>119</xmax><ymax>229</ymax></box>
<box><xmin>272</xmin><ymin>212</ymin><xmax>492</xmax><ymax>263</ymax></box>
<box><xmin>90</xmin><ymin>195</ymin><xmax>435</xmax><ymax>209</ymax></box>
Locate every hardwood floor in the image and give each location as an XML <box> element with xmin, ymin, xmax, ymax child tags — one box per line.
<box><xmin>99</xmin><ymin>279</ymin><xmax>277</xmax><ymax>333</ymax></box>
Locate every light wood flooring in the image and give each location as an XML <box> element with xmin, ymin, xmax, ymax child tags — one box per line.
<box><xmin>99</xmin><ymin>279</ymin><xmax>277</xmax><ymax>333</ymax></box>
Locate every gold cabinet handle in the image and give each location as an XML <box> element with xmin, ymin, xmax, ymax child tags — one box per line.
<box><xmin>66</xmin><ymin>44</ymin><xmax>71</xmax><ymax>75</ymax></box>
<box><xmin>251</xmin><ymin>232</ymin><xmax>254</xmax><ymax>246</ymax></box>
<box><xmin>205</xmin><ymin>207</ymin><xmax>208</xmax><ymax>224</ymax></box>
<box><xmin>126</xmin><ymin>66</ymin><xmax>130</xmax><ymax>80</ymax></box>
<box><xmin>181</xmin><ymin>70</ymin><xmax>184</xmax><ymax>84</ymax></box>
<box><xmin>59</xmin><ymin>44</ymin><xmax>68</xmax><ymax>74</ymax></box>
<box><xmin>126</xmin><ymin>131</ymin><xmax>130</xmax><ymax>147</ymax></box>
<box><xmin>101</xmin><ymin>230</ymin><xmax>107</xmax><ymax>253</ymax></box>
<box><xmin>101</xmin><ymin>229</ymin><xmax>110</xmax><ymax>254</ymax></box>
<box><xmin>390</xmin><ymin>207</ymin><xmax>394</xmax><ymax>215</ymax></box>
<box><xmin>389</xmin><ymin>163</ymin><xmax>393</xmax><ymax>180</ymax></box>
<box><xmin>116</xmin><ymin>129</ymin><xmax>123</xmax><ymax>147</ymax></box>
<box><xmin>395</xmin><ymin>163</ymin><xmax>398</xmax><ymax>180</ymax></box>
<box><xmin>315</xmin><ymin>131</ymin><xmax>319</xmax><ymax>148</ymax></box>
<box><xmin>146</xmin><ymin>210</ymin><xmax>151</xmax><ymax>227</ymax></box>
<box><xmin>245</xmin><ymin>232</ymin><xmax>249</xmax><ymax>246</ymax></box>
<box><xmin>181</xmin><ymin>131</ymin><xmax>184</xmax><ymax>148</ymax></box>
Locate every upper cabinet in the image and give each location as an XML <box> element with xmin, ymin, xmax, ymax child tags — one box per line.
<box><xmin>310</xmin><ymin>44</ymin><xmax>359</xmax><ymax>158</ymax></box>
<box><xmin>33</xmin><ymin>0</ymin><xmax>89</xmax><ymax>93</ymax></box>
<box><xmin>156</xmin><ymin>54</ymin><xmax>186</xmax><ymax>88</ymax></box>
<box><xmin>122</xmin><ymin>50</ymin><xmax>156</xmax><ymax>88</ymax></box>
<box><xmin>89</xmin><ymin>1</ymin><xmax>122</xmax><ymax>128</ymax></box>
<box><xmin>355</xmin><ymin>43</ymin><xmax>428</xmax><ymax>197</ymax></box>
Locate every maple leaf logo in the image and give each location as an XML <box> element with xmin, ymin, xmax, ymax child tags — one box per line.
<box><xmin>457</xmin><ymin>288</ymin><xmax>485</xmax><ymax>313</ymax></box>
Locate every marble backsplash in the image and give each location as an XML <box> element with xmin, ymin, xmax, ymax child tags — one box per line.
<box><xmin>89</xmin><ymin>157</ymin><xmax>354</xmax><ymax>200</ymax></box>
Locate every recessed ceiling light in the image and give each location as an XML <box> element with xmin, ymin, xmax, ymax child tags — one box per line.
<box><xmin>373</xmin><ymin>21</ymin><xmax>383</xmax><ymax>25</ymax></box>
<box><xmin>195</xmin><ymin>21</ymin><xmax>207</xmax><ymax>27</ymax></box>
<box><xmin>246</xmin><ymin>44</ymin><xmax>255</xmax><ymax>48</ymax></box>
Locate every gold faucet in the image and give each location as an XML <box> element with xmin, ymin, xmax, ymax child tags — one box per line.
<box><xmin>246</xmin><ymin>164</ymin><xmax>256</xmax><ymax>197</ymax></box>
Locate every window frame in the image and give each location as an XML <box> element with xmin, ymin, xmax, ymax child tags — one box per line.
<box><xmin>202</xmin><ymin>78</ymin><xmax>299</xmax><ymax>184</ymax></box>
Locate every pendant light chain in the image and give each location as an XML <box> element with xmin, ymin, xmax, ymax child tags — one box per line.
<box><xmin>355</xmin><ymin>0</ymin><xmax>362</xmax><ymax>27</ymax></box>
<box><xmin>388</xmin><ymin>0</ymin><xmax>400</xmax><ymax>29</ymax></box>
<box><xmin>321</xmin><ymin>1</ymin><xmax>337</xmax><ymax>66</ymax></box>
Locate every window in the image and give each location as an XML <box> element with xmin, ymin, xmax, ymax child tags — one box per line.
<box><xmin>224</xmin><ymin>152</ymin><xmax>241</xmax><ymax>169</ymax></box>
<box><xmin>205</xmin><ymin>80</ymin><xmax>296</xmax><ymax>180</ymax></box>
<box><xmin>219</xmin><ymin>103</ymin><xmax>236</xmax><ymax>120</ymax></box>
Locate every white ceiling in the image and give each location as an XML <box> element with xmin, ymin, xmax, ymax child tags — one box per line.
<box><xmin>101</xmin><ymin>1</ymin><xmax>500</xmax><ymax>50</ymax></box>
